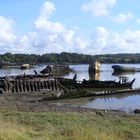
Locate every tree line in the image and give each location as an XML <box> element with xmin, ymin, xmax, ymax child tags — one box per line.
<box><xmin>0</xmin><ymin>52</ymin><xmax>140</xmax><ymax>64</ymax></box>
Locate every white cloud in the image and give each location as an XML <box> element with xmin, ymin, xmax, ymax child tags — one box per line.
<box><xmin>82</xmin><ymin>0</ymin><xmax>117</xmax><ymax>17</ymax></box>
<box><xmin>0</xmin><ymin>1</ymin><xmax>88</xmax><ymax>54</ymax></box>
<box><xmin>0</xmin><ymin>16</ymin><xmax>16</xmax><ymax>44</ymax></box>
<box><xmin>112</xmin><ymin>12</ymin><xmax>134</xmax><ymax>23</ymax></box>
<box><xmin>86</xmin><ymin>27</ymin><xmax>140</xmax><ymax>54</ymax></box>
<box><xmin>137</xmin><ymin>18</ymin><xmax>140</xmax><ymax>24</ymax></box>
<box><xmin>40</xmin><ymin>1</ymin><xmax>55</xmax><ymax>20</ymax></box>
<box><xmin>1</xmin><ymin>1</ymin><xmax>140</xmax><ymax>55</ymax></box>
<box><xmin>19</xmin><ymin>1</ymin><xmax>89</xmax><ymax>54</ymax></box>
<box><xmin>30</xmin><ymin>1</ymin><xmax>88</xmax><ymax>53</ymax></box>
<box><xmin>0</xmin><ymin>16</ymin><xmax>17</xmax><ymax>53</ymax></box>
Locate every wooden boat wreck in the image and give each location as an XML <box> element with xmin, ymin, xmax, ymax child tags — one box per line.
<box><xmin>21</xmin><ymin>64</ymin><xmax>31</xmax><ymax>69</ymax></box>
<box><xmin>112</xmin><ymin>65</ymin><xmax>140</xmax><ymax>72</ymax></box>
<box><xmin>0</xmin><ymin>74</ymin><xmax>135</xmax><ymax>100</ymax></box>
<box><xmin>89</xmin><ymin>60</ymin><xmax>100</xmax><ymax>73</ymax></box>
<box><xmin>58</xmin><ymin>76</ymin><xmax>135</xmax><ymax>89</ymax></box>
<box><xmin>40</xmin><ymin>64</ymin><xmax>73</xmax><ymax>76</ymax></box>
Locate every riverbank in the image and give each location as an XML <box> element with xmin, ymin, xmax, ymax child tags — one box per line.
<box><xmin>0</xmin><ymin>107</ymin><xmax>140</xmax><ymax>140</ymax></box>
<box><xmin>0</xmin><ymin>93</ymin><xmax>140</xmax><ymax>140</ymax></box>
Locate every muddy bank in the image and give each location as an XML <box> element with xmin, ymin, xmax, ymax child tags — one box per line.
<box><xmin>0</xmin><ymin>92</ymin><xmax>137</xmax><ymax>118</ymax></box>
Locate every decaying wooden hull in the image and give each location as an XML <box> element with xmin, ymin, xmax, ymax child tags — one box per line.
<box><xmin>112</xmin><ymin>65</ymin><xmax>136</xmax><ymax>72</ymax></box>
<box><xmin>0</xmin><ymin>75</ymin><xmax>135</xmax><ymax>101</ymax></box>
<box><xmin>58</xmin><ymin>78</ymin><xmax>135</xmax><ymax>89</ymax></box>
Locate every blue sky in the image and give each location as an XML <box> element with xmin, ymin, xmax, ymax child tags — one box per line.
<box><xmin>0</xmin><ymin>0</ymin><xmax>140</xmax><ymax>54</ymax></box>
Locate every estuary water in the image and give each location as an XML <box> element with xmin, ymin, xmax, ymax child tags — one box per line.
<box><xmin>67</xmin><ymin>64</ymin><xmax>140</xmax><ymax>112</ymax></box>
<box><xmin>0</xmin><ymin>64</ymin><xmax>140</xmax><ymax>112</ymax></box>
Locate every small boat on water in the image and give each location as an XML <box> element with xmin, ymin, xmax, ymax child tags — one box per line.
<box><xmin>21</xmin><ymin>64</ymin><xmax>31</xmax><ymax>69</ymax></box>
<box><xmin>112</xmin><ymin>65</ymin><xmax>136</xmax><ymax>72</ymax></box>
<box><xmin>0</xmin><ymin>61</ymin><xmax>19</xmax><ymax>68</ymax></box>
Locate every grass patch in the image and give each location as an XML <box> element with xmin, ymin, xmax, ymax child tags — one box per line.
<box><xmin>0</xmin><ymin>109</ymin><xmax>139</xmax><ymax>140</ymax></box>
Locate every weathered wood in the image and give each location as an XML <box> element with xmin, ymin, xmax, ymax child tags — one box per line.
<box><xmin>40</xmin><ymin>81</ymin><xmax>44</xmax><ymax>89</ymax></box>
<box><xmin>19</xmin><ymin>79</ymin><xmax>22</xmax><ymax>92</ymax></box>
<box><xmin>0</xmin><ymin>77</ymin><xmax>63</xmax><ymax>94</ymax></box>
<box><xmin>44</xmin><ymin>81</ymin><xmax>47</xmax><ymax>89</ymax></box>
<box><xmin>52</xmin><ymin>80</ymin><xmax>55</xmax><ymax>90</ymax></box>
<box><xmin>11</xmin><ymin>81</ymin><xmax>15</xmax><ymax>93</ymax></box>
<box><xmin>55</xmin><ymin>79</ymin><xmax>59</xmax><ymax>90</ymax></box>
<box><xmin>51</xmin><ymin>80</ymin><xmax>54</xmax><ymax>90</ymax></box>
<box><xmin>26</xmin><ymin>80</ymin><xmax>30</xmax><ymax>92</ymax></box>
<box><xmin>4</xmin><ymin>79</ymin><xmax>8</xmax><ymax>91</ymax></box>
<box><xmin>30</xmin><ymin>80</ymin><xmax>34</xmax><ymax>92</ymax></box>
<box><xmin>33</xmin><ymin>80</ymin><xmax>37</xmax><ymax>91</ymax></box>
<box><xmin>47</xmin><ymin>80</ymin><xmax>50</xmax><ymax>89</ymax></box>
<box><xmin>36</xmin><ymin>80</ymin><xmax>41</xmax><ymax>91</ymax></box>
<box><xmin>23</xmin><ymin>79</ymin><xmax>27</xmax><ymax>92</ymax></box>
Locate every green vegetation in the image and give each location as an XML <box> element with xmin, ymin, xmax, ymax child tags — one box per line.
<box><xmin>1</xmin><ymin>52</ymin><xmax>140</xmax><ymax>64</ymax></box>
<box><xmin>0</xmin><ymin>108</ymin><xmax>140</xmax><ymax>140</ymax></box>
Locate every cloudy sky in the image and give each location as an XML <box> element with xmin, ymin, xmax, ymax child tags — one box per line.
<box><xmin>0</xmin><ymin>0</ymin><xmax>140</xmax><ymax>54</ymax></box>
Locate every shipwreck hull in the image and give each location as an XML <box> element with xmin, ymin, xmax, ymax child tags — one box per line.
<box><xmin>58</xmin><ymin>78</ymin><xmax>135</xmax><ymax>89</ymax></box>
<box><xmin>0</xmin><ymin>75</ymin><xmax>135</xmax><ymax>101</ymax></box>
<box><xmin>112</xmin><ymin>65</ymin><xmax>135</xmax><ymax>72</ymax></box>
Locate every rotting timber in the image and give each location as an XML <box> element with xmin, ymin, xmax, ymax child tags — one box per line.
<box><xmin>0</xmin><ymin>75</ymin><xmax>65</xmax><ymax>98</ymax></box>
<box><xmin>0</xmin><ymin>74</ymin><xmax>137</xmax><ymax>101</ymax></box>
<box><xmin>40</xmin><ymin>64</ymin><xmax>73</xmax><ymax>76</ymax></box>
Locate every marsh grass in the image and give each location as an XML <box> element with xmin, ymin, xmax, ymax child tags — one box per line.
<box><xmin>0</xmin><ymin>109</ymin><xmax>139</xmax><ymax>140</ymax></box>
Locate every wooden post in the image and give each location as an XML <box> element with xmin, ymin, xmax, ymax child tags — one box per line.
<box><xmin>26</xmin><ymin>80</ymin><xmax>30</xmax><ymax>92</ymax></box>
<box><xmin>4</xmin><ymin>79</ymin><xmax>8</xmax><ymax>91</ymax></box>
<box><xmin>36</xmin><ymin>80</ymin><xmax>41</xmax><ymax>92</ymax></box>
<box><xmin>15</xmin><ymin>79</ymin><xmax>18</xmax><ymax>92</ymax></box>
<box><xmin>28</xmin><ymin>80</ymin><xmax>31</xmax><ymax>92</ymax></box>
<box><xmin>47</xmin><ymin>80</ymin><xmax>50</xmax><ymax>89</ymax></box>
<box><xmin>40</xmin><ymin>80</ymin><xmax>44</xmax><ymax>89</ymax></box>
<box><xmin>23</xmin><ymin>79</ymin><xmax>26</xmax><ymax>92</ymax></box>
<box><xmin>34</xmin><ymin>80</ymin><xmax>37</xmax><ymax>91</ymax></box>
<box><xmin>30</xmin><ymin>80</ymin><xmax>34</xmax><ymax>92</ymax></box>
<box><xmin>53</xmin><ymin>80</ymin><xmax>56</xmax><ymax>90</ymax></box>
<box><xmin>55</xmin><ymin>79</ymin><xmax>59</xmax><ymax>91</ymax></box>
<box><xmin>44</xmin><ymin>80</ymin><xmax>47</xmax><ymax>89</ymax></box>
<box><xmin>11</xmin><ymin>80</ymin><xmax>15</xmax><ymax>93</ymax></box>
<box><xmin>50</xmin><ymin>80</ymin><xmax>53</xmax><ymax>90</ymax></box>
<box><xmin>19</xmin><ymin>79</ymin><xmax>22</xmax><ymax>92</ymax></box>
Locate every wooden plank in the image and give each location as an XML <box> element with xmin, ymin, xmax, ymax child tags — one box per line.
<box><xmin>23</xmin><ymin>79</ymin><xmax>27</xmax><ymax>92</ymax></box>
<box><xmin>30</xmin><ymin>80</ymin><xmax>34</xmax><ymax>92</ymax></box>
<box><xmin>34</xmin><ymin>80</ymin><xmax>37</xmax><ymax>91</ymax></box>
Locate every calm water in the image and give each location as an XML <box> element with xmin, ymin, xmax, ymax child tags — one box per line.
<box><xmin>0</xmin><ymin>64</ymin><xmax>140</xmax><ymax>112</ymax></box>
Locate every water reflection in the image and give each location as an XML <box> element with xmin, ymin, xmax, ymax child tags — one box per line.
<box><xmin>82</xmin><ymin>93</ymin><xmax>140</xmax><ymax>112</ymax></box>
<box><xmin>0</xmin><ymin>65</ymin><xmax>46</xmax><ymax>77</ymax></box>
<box><xmin>112</xmin><ymin>71</ymin><xmax>136</xmax><ymax>76</ymax></box>
<box><xmin>89</xmin><ymin>71</ymin><xmax>100</xmax><ymax>80</ymax></box>
<box><xmin>64</xmin><ymin>64</ymin><xmax>140</xmax><ymax>112</ymax></box>
<box><xmin>67</xmin><ymin>64</ymin><xmax>140</xmax><ymax>88</ymax></box>
<box><xmin>1</xmin><ymin>64</ymin><xmax>140</xmax><ymax>112</ymax></box>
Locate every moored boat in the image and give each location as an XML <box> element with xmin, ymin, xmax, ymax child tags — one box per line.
<box><xmin>0</xmin><ymin>61</ymin><xmax>19</xmax><ymax>68</ymax></box>
<box><xmin>112</xmin><ymin>65</ymin><xmax>135</xmax><ymax>72</ymax></box>
<box><xmin>21</xmin><ymin>64</ymin><xmax>31</xmax><ymax>69</ymax></box>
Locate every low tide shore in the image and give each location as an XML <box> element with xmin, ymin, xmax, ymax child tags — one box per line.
<box><xmin>0</xmin><ymin>93</ymin><xmax>140</xmax><ymax>140</ymax></box>
<box><xmin>0</xmin><ymin>92</ymin><xmax>132</xmax><ymax>114</ymax></box>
